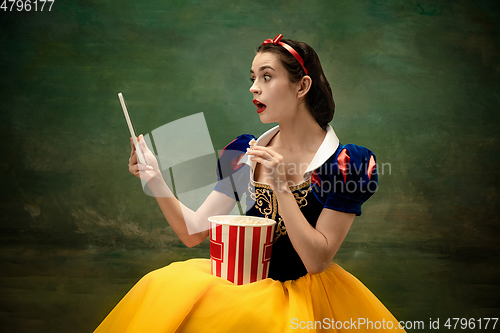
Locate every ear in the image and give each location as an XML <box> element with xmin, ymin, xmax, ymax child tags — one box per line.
<box><xmin>297</xmin><ymin>75</ymin><xmax>312</xmax><ymax>99</ymax></box>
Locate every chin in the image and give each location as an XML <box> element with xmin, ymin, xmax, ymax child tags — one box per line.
<box><xmin>258</xmin><ymin>112</ymin><xmax>278</xmax><ymax>124</ymax></box>
<box><xmin>258</xmin><ymin>115</ymin><xmax>275</xmax><ymax>125</ymax></box>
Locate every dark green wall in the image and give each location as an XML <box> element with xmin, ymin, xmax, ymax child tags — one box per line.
<box><xmin>2</xmin><ymin>0</ymin><xmax>498</xmax><ymax>249</ymax></box>
<box><xmin>1</xmin><ymin>0</ymin><xmax>499</xmax><ymax>331</ymax></box>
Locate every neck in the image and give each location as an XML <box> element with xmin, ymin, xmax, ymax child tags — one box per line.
<box><xmin>274</xmin><ymin>105</ymin><xmax>326</xmax><ymax>151</ymax></box>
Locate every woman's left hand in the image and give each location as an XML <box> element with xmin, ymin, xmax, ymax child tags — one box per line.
<box><xmin>129</xmin><ymin>134</ymin><xmax>161</xmax><ymax>183</ymax></box>
<box><xmin>247</xmin><ymin>146</ymin><xmax>289</xmax><ymax>193</ymax></box>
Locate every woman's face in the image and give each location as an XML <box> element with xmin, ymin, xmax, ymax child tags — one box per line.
<box><xmin>249</xmin><ymin>52</ymin><xmax>300</xmax><ymax>124</ymax></box>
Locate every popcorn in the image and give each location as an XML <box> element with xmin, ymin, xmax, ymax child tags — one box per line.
<box><xmin>247</xmin><ymin>139</ymin><xmax>257</xmax><ymax>154</ymax></box>
<box><xmin>209</xmin><ymin>215</ymin><xmax>275</xmax><ymax>227</ymax></box>
<box><xmin>225</xmin><ymin>218</ymin><xmax>268</xmax><ymax>226</ymax></box>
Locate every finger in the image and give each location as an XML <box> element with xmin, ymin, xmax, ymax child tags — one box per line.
<box><xmin>250</xmin><ymin>145</ymin><xmax>277</xmax><ymax>157</ymax></box>
<box><xmin>130</xmin><ymin>150</ymin><xmax>138</xmax><ymax>164</ymax></box>
<box><xmin>247</xmin><ymin>149</ymin><xmax>274</xmax><ymax>161</ymax></box>
<box><xmin>137</xmin><ymin>163</ymin><xmax>155</xmax><ymax>171</ymax></box>
<box><xmin>130</xmin><ymin>137</ymin><xmax>136</xmax><ymax>158</ymax></box>
<box><xmin>134</xmin><ymin>134</ymin><xmax>150</xmax><ymax>164</ymax></box>
<box><xmin>129</xmin><ymin>163</ymin><xmax>139</xmax><ymax>176</ymax></box>
<box><xmin>138</xmin><ymin>136</ymin><xmax>146</xmax><ymax>149</ymax></box>
<box><xmin>249</xmin><ymin>156</ymin><xmax>272</xmax><ymax>168</ymax></box>
<box><xmin>129</xmin><ymin>163</ymin><xmax>154</xmax><ymax>177</ymax></box>
<box><xmin>136</xmin><ymin>134</ymin><xmax>147</xmax><ymax>151</ymax></box>
<box><xmin>137</xmin><ymin>138</ymin><xmax>150</xmax><ymax>165</ymax></box>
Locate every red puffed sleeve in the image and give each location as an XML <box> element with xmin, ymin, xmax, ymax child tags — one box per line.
<box><xmin>311</xmin><ymin>144</ymin><xmax>378</xmax><ymax>216</ymax></box>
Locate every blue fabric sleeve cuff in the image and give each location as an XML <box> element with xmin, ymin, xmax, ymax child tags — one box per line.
<box><xmin>213</xmin><ymin>177</ymin><xmax>237</xmax><ymax>200</ymax></box>
<box><xmin>324</xmin><ymin>194</ymin><xmax>362</xmax><ymax>216</ymax></box>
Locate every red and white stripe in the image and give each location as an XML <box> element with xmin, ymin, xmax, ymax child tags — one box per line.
<box><xmin>210</xmin><ymin>222</ymin><xmax>274</xmax><ymax>285</ymax></box>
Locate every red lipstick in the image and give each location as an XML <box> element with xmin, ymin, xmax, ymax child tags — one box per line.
<box><xmin>253</xmin><ymin>99</ymin><xmax>267</xmax><ymax>113</ymax></box>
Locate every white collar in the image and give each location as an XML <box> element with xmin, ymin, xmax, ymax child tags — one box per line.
<box><xmin>244</xmin><ymin>124</ymin><xmax>340</xmax><ymax>181</ymax></box>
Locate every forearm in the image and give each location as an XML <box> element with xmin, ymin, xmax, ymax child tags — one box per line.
<box><xmin>147</xmin><ymin>175</ymin><xmax>209</xmax><ymax>247</ymax></box>
<box><xmin>275</xmin><ymin>190</ymin><xmax>333</xmax><ymax>274</ymax></box>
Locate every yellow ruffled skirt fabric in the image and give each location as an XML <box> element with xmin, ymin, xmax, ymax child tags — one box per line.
<box><xmin>94</xmin><ymin>259</ymin><xmax>405</xmax><ymax>332</ymax></box>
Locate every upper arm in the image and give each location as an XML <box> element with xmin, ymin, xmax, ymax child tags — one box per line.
<box><xmin>196</xmin><ymin>134</ymin><xmax>255</xmax><ymax>232</ymax></box>
<box><xmin>308</xmin><ymin>144</ymin><xmax>378</xmax><ymax>266</ymax></box>
<box><xmin>196</xmin><ymin>190</ymin><xmax>237</xmax><ymax>219</ymax></box>
<box><xmin>315</xmin><ymin>208</ymin><xmax>355</xmax><ymax>262</ymax></box>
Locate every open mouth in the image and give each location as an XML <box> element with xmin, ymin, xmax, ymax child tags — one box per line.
<box><xmin>253</xmin><ymin>99</ymin><xmax>267</xmax><ymax>113</ymax></box>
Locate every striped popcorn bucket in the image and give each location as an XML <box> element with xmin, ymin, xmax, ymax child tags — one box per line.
<box><xmin>208</xmin><ymin>215</ymin><xmax>276</xmax><ymax>285</ymax></box>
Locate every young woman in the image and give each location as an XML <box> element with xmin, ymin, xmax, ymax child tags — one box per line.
<box><xmin>95</xmin><ymin>35</ymin><xmax>405</xmax><ymax>332</ymax></box>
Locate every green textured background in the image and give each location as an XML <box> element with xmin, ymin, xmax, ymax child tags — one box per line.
<box><xmin>1</xmin><ymin>0</ymin><xmax>499</xmax><ymax>332</ymax></box>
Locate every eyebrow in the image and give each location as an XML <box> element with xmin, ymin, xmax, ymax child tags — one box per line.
<box><xmin>250</xmin><ymin>65</ymin><xmax>275</xmax><ymax>74</ymax></box>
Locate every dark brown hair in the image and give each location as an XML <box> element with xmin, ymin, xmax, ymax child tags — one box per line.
<box><xmin>257</xmin><ymin>39</ymin><xmax>335</xmax><ymax>129</ymax></box>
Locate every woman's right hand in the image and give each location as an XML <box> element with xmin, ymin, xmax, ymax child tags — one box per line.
<box><xmin>128</xmin><ymin>134</ymin><xmax>161</xmax><ymax>183</ymax></box>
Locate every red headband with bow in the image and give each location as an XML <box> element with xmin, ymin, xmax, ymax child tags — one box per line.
<box><xmin>261</xmin><ymin>34</ymin><xmax>309</xmax><ymax>75</ymax></box>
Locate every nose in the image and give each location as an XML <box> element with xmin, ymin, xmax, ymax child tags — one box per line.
<box><xmin>249</xmin><ymin>80</ymin><xmax>260</xmax><ymax>95</ymax></box>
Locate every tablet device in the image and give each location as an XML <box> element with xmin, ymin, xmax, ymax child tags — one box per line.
<box><xmin>118</xmin><ymin>93</ymin><xmax>147</xmax><ymax>165</ymax></box>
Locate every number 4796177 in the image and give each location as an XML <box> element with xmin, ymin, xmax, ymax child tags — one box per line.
<box><xmin>1</xmin><ymin>0</ymin><xmax>55</xmax><ymax>12</ymax></box>
<box><xmin>444</xmin><ymin>318</ymin><xmax>498</xmax><ymax>330</ymax></box>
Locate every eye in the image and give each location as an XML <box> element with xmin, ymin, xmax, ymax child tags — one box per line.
<box><xmin>250</xmin><ymin>77</ymin><xmax>255</xmax><ymax>83</ymax></box>
<box><xmin>264</xmin><ymin>74</ymin><xmax>271</xmax><ymax>82</ymax></box>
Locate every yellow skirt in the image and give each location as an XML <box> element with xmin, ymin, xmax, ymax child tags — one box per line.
<box><xmin>94</xmin><ymin>259</ymin><xmax>405</xmax><ymax>332</ymax></box>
